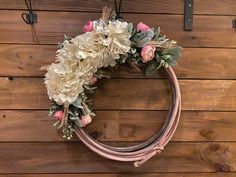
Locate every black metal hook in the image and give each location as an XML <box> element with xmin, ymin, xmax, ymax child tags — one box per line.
<box><xmin>115</xmin><ymin>0</ymin><xmax>122</xmax><ymax>19</ymax></box>
<box><xmin>21</xmin><ymin>0</ymin><xmax>37</xmax><ymax>25</ymax></box>
<box><xmin>233</xmin><ymin>19</ymin><xmax>236</xmax><ymax>30</ymax></box>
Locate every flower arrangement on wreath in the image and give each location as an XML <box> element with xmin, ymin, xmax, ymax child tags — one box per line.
<box><xmin>43</xmin><ymin>7</ymin><xmax>183</xmax><ymax>139</ymax></box>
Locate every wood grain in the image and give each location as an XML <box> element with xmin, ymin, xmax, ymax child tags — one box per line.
<box><xmin>1</xmin><ymin>174</ymin><xmax>236</xmax><ymax>177</ymax></box>
<box><xmin>0</xmin><ymin>110</ymin><xmax>236</xmax><ymax>142</ymax></box>
<box><xmin>0</xmin><ymin>11</ymin><xmax>235</xmax><ymax>47</ymax></box>
<box><xmin>0</xmin><ymin>142</ymin><xmax>235</xmax><ymax>173</ymax></box>
<box><xmin>1</xmin><ymin>44</ymin><xmax>236</xmax><ymax>79</ymax></box>
<box><xmin>0</xmin><ymin>1</ymin><xmax>235</xmax><ymax>176</ymax></box>
<box><xmin>0</xmin><ymin>78</ymin><xmax>236</xmax><ymax>111</ymax></box>
<box><xmin>0</xmin><ymin>44</ymin><xmax>56</xmax><ymax>77</ymax></box>
<box><xmin>0</xmin><ymin>0</ymin><xmax>236</xmax><ymax>15</ymax></box>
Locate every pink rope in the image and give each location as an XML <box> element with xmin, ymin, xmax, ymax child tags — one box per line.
<box><xmin>75</xmin><ymin>66</ymin><xmax>181</xmax><ymax>167</ymax></box>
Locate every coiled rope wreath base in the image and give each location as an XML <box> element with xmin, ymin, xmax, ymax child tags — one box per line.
<box><xmin>43</xmin><ymin>7</ymin><xmax>182</xmax><ymax>168</ymax></box>
<box><xmin>75</xmin><ymin>66</ymin><xmax>181</xmax><ymax>167</ymax></box>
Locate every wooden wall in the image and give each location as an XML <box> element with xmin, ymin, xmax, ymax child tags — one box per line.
<box><xmin>0</xmin><ymin>0</ymin><xmax>236</xmax><ymax>176</ymax></box>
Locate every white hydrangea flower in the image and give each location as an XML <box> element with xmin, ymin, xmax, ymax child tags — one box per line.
<box><xmin>91</xmin><ymin>20</ymin><xmax>132</xmax><ymax>67</ymax></box>
<box><xmin>44</xmin><ymin>59</ymin><xmax>93</xmax><ymax>105</ymax></box>
<box><xmin>76</xmin><ymin>59</ymin><xmax>94</xmax><ymax>84</ymax></box>
<box><xmin>56</xmin><ymin>40</ymin><xmax>77</xmax><ymax>61</ymax></box>
<box><xmin>45</xmin><ymin>19</ymin><xmax>132</xmax><ymax>106</ymax></box>
<box><xmin>105</xmin><ymin>20</ymin><xmax>131</xmax><ymax>59</ymax></box>
<box><xmin>72</xmin><ymin>33</ymin><xmax>97</xmax><ymax>59</ymax></box>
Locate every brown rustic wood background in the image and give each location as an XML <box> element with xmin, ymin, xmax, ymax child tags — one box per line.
<box><xmin>0</xmin><ymin>0</ymin><xmax>236</xmax><ymax>176</ymax></box>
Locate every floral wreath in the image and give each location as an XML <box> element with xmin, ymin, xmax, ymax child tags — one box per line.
<box><xmin>43</xmin><ymin>7</ymin><xmax>182</xmax><ymax>167</ymax></box>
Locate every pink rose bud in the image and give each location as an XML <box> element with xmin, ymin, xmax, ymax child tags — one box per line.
<box><xmin>54</xmin><ymin>111</ymin><xmax>63</xmax><ymax>120</ymax></box>
<box><xmin>83</xmin><ymin>21</ymin><xmax>93</xmax><ymax>32</ymax></box>
<box><xmin>80</xmin><ymin>115</ymin><xmax>92</xmax><ymax>127</ymax></box>
<box><xmin>89</xmin><ymin>76</ymin><xmax>97</xmax><ymax>85</ymax></box>
<box><xmin>137</xmin><ymin>22</ymin><xmax>150</xmax><ymax>32</ymax></box>
<box><xmin>141</xmin><ymin>45</ymin><xmax>156</xmax><ymax>63</ymax></box>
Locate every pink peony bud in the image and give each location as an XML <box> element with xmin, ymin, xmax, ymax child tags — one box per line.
<box><xmin>89</xmin><ymin>76</ymin><xmax>97</xmax><ymax>85</ymax></box>
<box><xmin>141</xmin><ymin>45</ymin><xmax>156</xmax><ymax>63</ymax></box>
<box><xmin>80</xmin><ymin>114</ymin><xmax>92</xmax><ymax>127</ymax></box>
<box><xmin>54</xmin><ymin>111</ymin><xmax>63</xmax><ymax>120</ymax></box>
<box><xmin>83</xmin><ymin>21</ymin><xmax>93</xmax><ymax>32</ymax></box>
<box><xmin>137</xmin><ymin>22</ymin><xmax>150</xmax><ymax>32</ymax></box>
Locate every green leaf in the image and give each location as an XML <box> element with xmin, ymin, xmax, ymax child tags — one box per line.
<box><xmin>153</xmin><ymin>27</ymin><xmax>161</xmax><ymax>40</ymax></box>
<box><xmin>166</xmin><ymin>59</ymin><xmax>177</xmax><ymax>66</ymax></box>
<box><xmin>69</xmin><ymin>116</ymin><xmax>79</xmax><ymax>120</ymax></box>
<box><xmin>75</xmin><ymin>119</ymin><xmax>81</xmax><ymax>127</ymax></box>
<box><xmin>128</xmin><ymin>23</ymin><xmax>133</xmax><ymax>33</ymax></box>
<box><xmin>155</xmin><ymin>26</ymin><xmax>161</xmax><ymax>35</ymax></box>
<box><xmin>49</xmin><ymin>101</ymin><xmax>62</xmax><ymax>116</ymax></box>
<box><xmin>130</xmin><ymin>47</ymin><xmax>136</xmax><ymax>54</ymax></box>
<box><xmin>72</xmin><ymin>96</ymin><xmax>83</xmax><ymax>108</ymax></box>
<box><xmin>135</xmin><ymin>37</ymin><xmax>152</xmax><ymax>47</ymax></box>
<box><xmin>167</xmin><ymin>46</ymin><xmax>183</xmax><ymax>60</ymax></box>
<box><xmin>132</xmin><ymin>29</ymin><xmax>154</xmax><ymax>47</ymax></box>
<box><xmin>68</xmin><ymin>110</ymin><xmax>75</xmax><ymax>116</ymax></box>
<box><xmin>155</xmin><ymin>52</ymin><xmax>160</xmax><ymax>60</ymax></box>
<box><xmin>83</xmin><ymin>85</ymin><xmax>97</xmax><ymax>91</ymax></box>
<box><xmin>145</xmin><ymin>62</ymin><xmax>159</xmax><ymax>77</ymax></box>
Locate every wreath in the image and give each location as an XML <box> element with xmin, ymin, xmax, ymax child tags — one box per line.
<box><xmin>43</xmin><ymin>7</ymin><xmax>182</xmax><ymax>167</ymax></box>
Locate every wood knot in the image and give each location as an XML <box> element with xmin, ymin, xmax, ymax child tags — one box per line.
<box><xmin>18</xmin><ymin>66</ymin><xmax>24</xmax><ymax>70</ymax></box>
<box><xmin>199</xmin><ymin>130</ymin><xmax>217</xmax><ymax>140</ymax></box>
<box><xmin>215</xmin><ymin>163</ymin><xmax>231</xmax><ymax>172</ymax></box>
<box><xmin>119</xmin><ymin>124</ymin><xmax>135</xmax><ymax>138</ymax></box>
<box><xmin>209</xmin><ymin>143</ymin><xmax>220</xmax><ymax>151</ymax></box>
<box><xmin>199</xmin><ymin>143</ymin><xmax>235</xmax><ymax>172</ymax></box>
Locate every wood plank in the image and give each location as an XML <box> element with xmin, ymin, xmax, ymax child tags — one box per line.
<box><xmin>193</xmin><ymin>0</ymin><xmax>236</xmax><ymax>15</ymax></box>
<box><xmin>0</xmin><ymin>110</ymin><xmax>236</xmax><ymax>142</ymax></box>
<box><xmin>0</xmin><ymin>78</ymin><xmax>236</xmax><ymax>111</ymax></box>
<box><xmin>0</xmin><ymin>44</ymin><xmax>56</xmax><ymax>77</ymax></box>
<box><xmin>5</xmin><ymin>174</ymin><xmax>224</xmax><ymax>176</ymax></box>
<box><xmin>0</xmin><ymin>0</ymin><xmax>236</xmax><ymax>15</ymax></box>
<box><xmin>0</xmin><ymin>142</ymin><xmax>235</xmax><ymax>173</ymax></box>
<box><xmin>1</xmin><ymin>45</ymin><xmax>236</xmax><ymax>79</ymax></box>
<box><xmin>0</xmin><ymin>0</ymin><xmax>183</xmax><ymax>13</ymax></box>
<box><xmin>0</xmin><ymin>11</ymin><xmax>235</xmax><ymax>47</ymax></box>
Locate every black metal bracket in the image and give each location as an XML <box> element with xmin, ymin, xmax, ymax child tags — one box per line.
<box><xmin>233</xmin><ymin>19</ymin><xmax>236</xmax><ymax>29</ymax></box>
<box><xmin>184</xmin><ymin>0</ymin><xmax>194</xmax><ymax>31</ymax></box>
<box><xmin>21</xmin><ymin>0</ymin><xmax>37</xmax><ymax>25</ymax></box>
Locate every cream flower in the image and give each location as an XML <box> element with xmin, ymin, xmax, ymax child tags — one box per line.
<box><xmin>76</xmin><ymin>59</ymin><xmax>93</xmax><ymax>84</ymax></box>
<box><xmin>56</xmin><ymin>40</ymin><xmax>77</xmax><ymax>61</ymax></box>
<box><xmin>45</xmin><ymin>64</ymin><xmax>83</xmax><ymax>105</ymax></box>
<box><xmin>57</xmin><ymin>33</ymin><xmax>101</xmax><ymax>66</ymax></box>
<box><xmin>56</xmin><ymin>20</ymin><xmax>131</xmax><ymax>72</ymax></box>
<box><xmin>71</xmin><ymin>32</ymin><xmax>107</xmax><ymax>71</ymax></box>
<box><xmin>72</xmin><ymin>33</ymin><xmax>98</xmax><ymax>59</ymax></box>
<box><xmin>105</xmin><ymin>20</ymin><xmax>131</xmax><ymax>60</ymax></box>
<box><xmin>45</xmin><ymin>59</ymin><xmax>93</xmax><ymax>105</ymax></box>
<box><xmin>90</xmin><ymin>20</ymin><xmax>132</xmax><ymax>67</ymax></box>
<box><xmin>45</xmin><ymin>19</ymin><xmax>132</xmax><ymax>106</ymax></box>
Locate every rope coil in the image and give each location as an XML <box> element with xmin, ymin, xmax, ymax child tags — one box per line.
<box><xmin>75</xmin><ymin>66</ymin><xmax>181</xmax><ymax>167</ymax></box>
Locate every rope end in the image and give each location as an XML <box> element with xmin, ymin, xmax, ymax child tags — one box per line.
<box><xmin>133</xmin><ymin>146</ymin><xmax>164</xmax><ymax>167</ymax></box>
<box><xmin>133</xmin><ymin>161</ymin><xmax>141</xmax><ymax>168</ymax></box>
